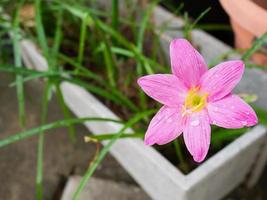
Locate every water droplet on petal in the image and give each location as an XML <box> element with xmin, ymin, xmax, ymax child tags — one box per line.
<box><xmin>241</xmin><ymin>121</ymin><xmax>247</xmax><ymax>126</ymax></box>
<box><xmin>246</xmin><ymin>112</ymin><xmax>250</xmax><ymax>115</ymax></box>
<box><xmin>166</xmin><ymin>118</ymin><xmax>172</xmax><ymax>123</ymax></box>
<box><xmin>190</xmin><ymin>120</ymin><xmax>200</xmax><ymax>126</ymax></box>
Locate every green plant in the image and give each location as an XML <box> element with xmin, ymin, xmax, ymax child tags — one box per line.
<box><xmin>0</xmin><ymin>1</ymin><xmax>266</xmax><ymax>199</ymax></box>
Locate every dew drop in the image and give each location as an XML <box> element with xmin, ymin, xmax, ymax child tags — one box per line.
<box><xmin>241</xmin><ymin>121</ymin><xmax>247</xmax><ymax>126</ymax></box>
<box><xmin>190</xmin><ymin>120</ymin><xmax>200</xmax><ymax>126</ymax></box>
<box><xmin>166</xmin><ymin>118</ymin><xmax>173</xmax><ymax>123</ymax></box>
<box><xmin>246</xmin><ymin>112</ymin><xmax>250</xmax><ymax>115</ymax></box>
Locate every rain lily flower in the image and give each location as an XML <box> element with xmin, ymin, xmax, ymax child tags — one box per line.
<box><xmin>137</xmin><ymin>39</ymin><xmax>258</xmax><ymax>162</ymax></box>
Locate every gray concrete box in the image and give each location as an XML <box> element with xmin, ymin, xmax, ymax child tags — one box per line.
<box><xmin>20</xmin><ymin>6</ymin><xmax>267</xmax><ymax>200</ymax></box>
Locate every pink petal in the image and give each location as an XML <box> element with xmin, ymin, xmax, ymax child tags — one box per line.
<box><xmin>207</xmin><ymin>94</ymin><xmax>258</xmax><ymax>128</ymax></box>
<box><xmin>144</xmin><ymin>106</ymin><xmax>184</xmax><ymax>145</ymax></box>
<box><xmin>170</xmin><ymin>39</ymin><xmax>208</xmax><ymax>88</ymax></box>
<box><xmin>183</xmin><ymin>110</ymin><xmax>211</xmax><ymax>162</ymax></box>
<box><xmin>137</xmin><ymin>74</ymin><xmax>187</xmax><ymax>106</ymax></box>
<box><xmin>200</xmin><ymin>61</ymin><xmax>245</xmax><ymax>102</ymax></box>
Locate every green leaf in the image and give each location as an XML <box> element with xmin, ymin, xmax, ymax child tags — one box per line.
<box><xmin>0</xmin><ymin>118</ymin><xmax>123</xmax><ymax>148</ymax></box>
<box><xmin>242</xmin><ymin>33</ymin><xmax>267</xmax><ymax>62</ymax></box>
<box><xmin>72</xmin><ymin>109</ymin><xmax>156</xmax><ymax>199</ymax></box>
<box><xmin>12</xmin><ymin>0</ymin><xmax>25</xmax><ymax>128</ymax></box>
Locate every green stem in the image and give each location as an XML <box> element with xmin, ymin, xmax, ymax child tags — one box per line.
<box><xmin>0</xmin><ymin>118</ymin><xmax>123</xmax><ymax>148</ymax></box>
<box><xmin>111</xmin><ymin>0</ymin><xmax>119</xmax><ymax>30</ymax></box>
<box><xmin>12</xmin><ymin>0</ymin><xmax>25</xmax><ymax>128</ymax></box>
<box><xmin>77</xmin><ymin>14</ymin><xmax>89</xmax><ymax>65</ymax></box>
<box><xmin>87</xmin><ymin>132</ymin><xmax>144</xmax><ymax>141</ymax></box>
<box><xmin>173</xmin><ymin>139</ymin><xmax>189</xmax><ymax>173</ymax></box>
<box><xmin>55</xmin><ymin>84</ymin><xmax>76</xmax><ymax>142</ymax></box>
<box><xmin>173</xmin><ymin>139</ymin><xmax>185</xmax><ymax>163</ymax></box>
<box><xmin>72</xmin><ymin>110</ymin><xmax>155</xmax><ymax>200</ymax></box>
<box><xmin>242</xmin><ymin>33</ymin><xmax>267</xmax><ymax>62</ymax></box>
<box><xmin>36</xmin><ymin>81</ymin><xmax>51</xmax><ymax>200</ymax></box>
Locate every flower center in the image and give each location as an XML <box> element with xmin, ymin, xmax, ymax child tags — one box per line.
<box><xmin>182</xmin><ymin>86</ymin><xmax>208</xmax><ymax>116</ymax></box>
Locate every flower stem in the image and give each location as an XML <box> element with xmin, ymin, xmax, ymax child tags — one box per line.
<box><xmin>173</xmin><ymin>139</ymin><xmax>189</xmax><ymax>173</ymax></box>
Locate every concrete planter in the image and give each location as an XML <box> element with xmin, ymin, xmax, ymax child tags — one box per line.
<box><xmin>20</xmin><ymin>6</ymin><xmax>267</xmax><ymax>200</ymax></box>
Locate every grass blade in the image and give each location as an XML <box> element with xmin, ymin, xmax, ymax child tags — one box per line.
<box><xmin>34</xmin><ymin>0</ymin><xmax>49</xmax><ymax>61</ymax></box>
<box><xmin>12</xmin><ymin>0</ymin><xmax>25</xmax><ymax>128</ymax></box>
<box><xmin>72</xmin><ymin>109</ymin><xmax>156</xmax><ymax>199</ymax></box>
<box><xmin>111</xmin><ymin>0</ymin><xmax>119</xmax><ymax>30</ymax></box>
<box><xmin>36</xmin><ymin>81</ymin><xmax>51</xmax><ymax>200</ymax></box>
<box><xmin>242</xmin><ymin>33</ymin><xmax>267</xmax><ymax>62</ymax></box>
<box><xmin>77</xmin><ymin>13</ymin><xmax>89</xmax><ymax>65</ymax></box>
<box><xmin>86</xmin><ymin>132</ymin><xmax>144</xmax><ymax>141</ymax></box>
<box><xmin>0</xmin><ymin>64</ymin><xmax>139</xmax><ymax>112</ymax></box>
<box><xmin>102</xmin><ymin>41</ymin><xmax>116</xmax><ymax>87</ymax></box>
<box><xmin>0</xmin><ymin>117</ymin><xmax>122</xmax><ymax>148</ymax></box>
<box><xmin>51</xmin><ymin>8</ymin><xmax>63</xmax><ymax>69</ymax></box>
<box><xmin>136</xmin><ymin>1</ymin><xmax>157</xmax><ymax>109</ymax></box>
<box><xmin>55</xmin><ymin>83</ymin><xmax>76</xmax><ymax>142</ymax></box>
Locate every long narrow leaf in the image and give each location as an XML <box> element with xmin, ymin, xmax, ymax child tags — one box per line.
<box><xmin>12</xmin><ymin>0</ymin><xmax>25</xmax><ymax>127</ymax></box>
<box><xmin>0</xmin><ymin>118</ymin><xmax>123</xmax><ymax>148</ymax></box>
<box><xmin>242</xmin><ymin>33</ymin><xmax>267</xmax><ymax>62</ymax></box>
<box><xmin>72</xmin><ymin>109</ymin><xmax>156</xmax><ymax>199</ymax></box>
<box><xmin>36</xmin><ymin>81</ymin><xmax>51</xmax><ymax>200</ymax></box>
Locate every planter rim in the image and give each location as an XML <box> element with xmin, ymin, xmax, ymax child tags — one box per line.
<box><xmin>219</xmin><ymin>0</ymin><xmax>267</xmax><ymax>37</ymax></box>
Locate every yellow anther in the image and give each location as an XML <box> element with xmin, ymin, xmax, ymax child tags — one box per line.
<box><xmin>183</xmin><ymin>86</ymin><xmax>208</xmax><ymax>115</ymax></box>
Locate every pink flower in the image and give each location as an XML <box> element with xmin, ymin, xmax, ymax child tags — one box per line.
<box><xmin>137</xmin><ymin>39</ymin><xmax>258</xmax><ymax>163</ymax></box>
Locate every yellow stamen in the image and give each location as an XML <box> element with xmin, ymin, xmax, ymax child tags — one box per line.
<box><xmin>183</xmin><ymin>86</ymin><xmax>208</xmax><ymax>116</ymax></box>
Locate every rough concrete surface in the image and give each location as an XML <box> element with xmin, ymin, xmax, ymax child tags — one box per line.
<box><xmin>61</xmin><ymin>176</ymin><xmax>149</xmax><ymax>200</ymax></box>
<box><xmin>0</xmin><ymin>73</ymin><xmax>149</xmax><ymax>200</ymax></box>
